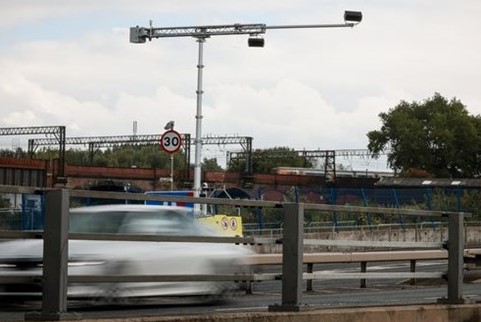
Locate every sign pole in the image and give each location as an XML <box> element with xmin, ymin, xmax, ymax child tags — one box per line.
<box><xmin>160</xmin><ymin>128</ymin><xmax>182</xmax><ymax>191</ymax></box>
<box><xmin>170</xmin><ymin>154</ymin><xmax>174</xmax><ymax>191</ymax></box>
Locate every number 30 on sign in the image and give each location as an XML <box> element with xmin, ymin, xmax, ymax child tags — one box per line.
<box><xmin>160</xmin><ymin>130</ymin><xmax>182</xmax><ymax>154</ymax></box>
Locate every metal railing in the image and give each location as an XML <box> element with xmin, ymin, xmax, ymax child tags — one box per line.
<box><xmin>0</xmin><ymin>184</ymin><xmax>473</xmax><ymax>319</ymax></box>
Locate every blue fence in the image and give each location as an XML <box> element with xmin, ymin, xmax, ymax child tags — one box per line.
<box><xmin>289</xmin><ymin>187</ymin><xmax>478</xmax><ymax>212</ymax></box>
<box><xmin>5</xmin><ymin>186</ymin><xmax>480</xmax><ymax>231</ymax></box>
<box><xmin>21</xmin><ymin>193</ymin><xmax>45</xmax><ymax>230</ymax></box>
<box><xmin>254</xmin><ymin>187</ymin><xmax>480</xmax><ymax>231</ymax></box>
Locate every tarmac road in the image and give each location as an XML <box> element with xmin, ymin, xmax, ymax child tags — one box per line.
<box><xmin>2</xmin><ymin>260</ymin><xmax>481</xmax><ymax>321</ymax></box>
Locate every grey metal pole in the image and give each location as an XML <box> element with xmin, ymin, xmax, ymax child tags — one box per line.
<box><xmin>170</xmin><ymin>154</ymin><xmax>174</xmax><ymax>191</ymax></box>
<box><xmin>269</xmin><ymin>202</ymin><xmax>305</xmax><ymax>311</ymax></box>
<box><xmin>360</xmin><ymin>261</ymin><xmax>367</xmax><ymax>288</ymax></box>
<box><xmin>26</xmin><ymin>189</ymin><xmax>70</xmax><ymax>321</ymax></box>
<box><xmin>439</xmin><ymin>212</ymin><xmax>470</xmax><ymax>304</ymax></box>
<box><xmin>193</xmin><ymin>37</ymin><xmax>205</xmax><ymax>199</ymax></box>
<box><xmin>266</xmin><ymin>23</ymin><xmax>355</xmax><ymax>30</ymax></box>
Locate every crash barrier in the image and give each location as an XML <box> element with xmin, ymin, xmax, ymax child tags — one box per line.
<box><xmin>0</xmin><ymin>185</ymin><xmax>473</xmax><ymax>320</ymax></box>
<box><xmin>245</xmin><ymin>250</ymin><xmax>449</xmax><ymax>293</ymax></box>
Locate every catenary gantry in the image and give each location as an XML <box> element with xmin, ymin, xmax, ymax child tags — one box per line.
<box><xmin>28</xmin><ymin>134</ymin><xmax>253</xmax><ymax>179</ymax></box>
<box><xmin>29</xmin><ymin>133</ymin><xmax>192</xmax><ymax>169</ymax></box>
<box><xmin>227</xmin><ymin>149</ymin><xmax>378</xmax><ymax>179</ymax></box>
<box><xmin>0</xmin><ymin>126</ymin><xmax>66</xmax><ymax>182</ymax></box>
<box><xmin>3</xmin><ymin>126</ymin><xmax>379</xmax><ymax>183</ymax></box>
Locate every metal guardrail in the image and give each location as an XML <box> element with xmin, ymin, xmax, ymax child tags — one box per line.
<box><xmin>0</xmin><ymin>185</ymin><xmax>473</xmax><ymax>319</ymax></box>
<box><xmin>243</xmin><ymin>250</ymin><xmax>449</xmax><ymax>292</ymax></box>
<box><xmin>304</xmin><ymin>239</ymin><xmax>443</xmax><ymax>249</ymax></box>
<box><xmin>245</xmin><ymin>221</ymin><xmax>450</xmax><ymax>237</ymax></box>
<box><xmin>249</xmin><ymin>250</ymin><xmax>449</xmax><ymax>265</ymax></box>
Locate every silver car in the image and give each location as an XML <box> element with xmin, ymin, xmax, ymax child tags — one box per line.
<box><xmin>0</xmin><ymin>205</ymin><xmax>252</xmax><ymax>302</ymax></box>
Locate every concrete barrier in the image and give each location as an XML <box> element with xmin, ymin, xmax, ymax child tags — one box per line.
<box><xmin>251</xmin><ymin>224</ymin><xmax>481</xmax><ymax>254</ymax></box>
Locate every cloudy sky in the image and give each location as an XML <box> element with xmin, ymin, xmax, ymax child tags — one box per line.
<box><xmin>1</xmin><ymin>1</ymin><xmax>480</xmax><ymax>169</ymax></box>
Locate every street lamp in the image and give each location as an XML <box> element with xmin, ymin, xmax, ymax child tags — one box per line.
<box><xmin>248</xmin><ymin>36</ymin><xmax>265</xmax><ymax>48</ymax></box>
<box><xmin>130</xmin><ymin>11</ymin><xmax>362</xmax><ymax>198</ymax></box>
<box><xmin>344</xmin><ymin>11</ymin><xmax>363</xmax><ymax>23</ymax></box>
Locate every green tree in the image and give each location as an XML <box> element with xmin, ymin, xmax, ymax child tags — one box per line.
<box><xmin>0</xmin><ymin>149</ymin><xmax>19</xmax><ymax>158</ymax></box>
<box><xmin>228</xmin><ymin>147</ymin><xmax>313</xmax><ymax>174</ymax></box>
<box><xmin>367</xmin><ymin>93</ymin><xmax>481</xmax><ymax>178</ymax></box>
<box><xmin>34</xmin><ymin>147</ymin><xmax>59</xmax><ymax>160</ymax></box>
<box><xmin>32</xmin><ymin>145</ymin><xmax>187</xmax><ymax>170</ymax></box>
<box><xmin>202</xmin><ymin>158</ymin><xmax>223</xmax><ymax>171</ymax></box>
<box><xmin>429</xmin><ymin>188</ymin><xmax>481</xmax><ymax>219</ymax></box>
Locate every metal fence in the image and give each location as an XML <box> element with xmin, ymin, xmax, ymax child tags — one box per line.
<box><xmin>0</xmin><ymin>184</ymin><xmax>473</xmax><ymax>319</ymax></box>
<box><xmin>3</xmin><ymin>186</ymin><xmax>480</xmax><ymax>231</ymax></box>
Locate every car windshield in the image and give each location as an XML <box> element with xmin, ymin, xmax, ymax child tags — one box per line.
<box><xmin>69</xmin><ymin>208</ymin><xmax>215</xmax><ymax>236</ymax></box>
<box><xmin>70</xmin><ymin>211</ymin><xmax>126</xmax><ymax>234</ymax></box>
<box><xmin>120</xmin><ymin>211</ymin><xmax>201</xmax><ymax>235</ymax></box>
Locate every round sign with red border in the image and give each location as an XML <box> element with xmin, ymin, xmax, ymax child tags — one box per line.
<box><xmin>230</xmin><ymin>218</ymin><xmax>238</xmax><ymax>231</ymax></box>
<box><xmin>221</xmin><ymin>217</ymin><xmax>229</xmax><ymax>230</ymax></box>
<box><xmin>160</xmin><ymin>130</ymin><xmax>182</xmax><ymax>154</ymax></box>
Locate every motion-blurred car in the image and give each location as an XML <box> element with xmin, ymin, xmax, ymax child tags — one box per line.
<box><xmin>0</xmin><ymin>205</ymin><xmax>253</xmax><ymax>302</ymax></box>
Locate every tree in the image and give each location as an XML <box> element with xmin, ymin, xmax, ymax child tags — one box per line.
<box><xmin>32</xmin><ymin>145</ymin><xmax>187</xmax><ymax>169</ymax></box>
<box><xmin>228</xmin><ymin>147</ymin><xmax>313</xmax><ymax>174</ymax></box>
<box><xmin>202</xmin><ymin>158</ymin><xmax>223</xmax><ymax>171</ymax></box>
<box><xmin>367</xmin><ymin>93</ymin><xmax>481</xmax><ymax>178</ymax></box>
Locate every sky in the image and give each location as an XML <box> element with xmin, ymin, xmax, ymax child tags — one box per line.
<box><xmin>0</xmin><ymin>1</ymin><xmax>480</xmax><ymax>170</ymax></box>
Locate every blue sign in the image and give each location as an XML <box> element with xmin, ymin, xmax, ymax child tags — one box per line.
<box><xmin>144</xmin><ymin>191</ymin><xmax>194</xmax><ymax>208</ymax></box>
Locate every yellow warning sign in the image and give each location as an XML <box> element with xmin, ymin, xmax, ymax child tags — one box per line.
<box><xmin>197</xmin><ymin>214</ymin><xmax>243</xmax><ymax>237</ymax></box>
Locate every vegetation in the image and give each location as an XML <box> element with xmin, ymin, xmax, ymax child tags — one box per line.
<box><xmin>20</xmin><ymin>145</ymin><xmax>189</xmax><ymax>170</ymax></box>
<box><xmin>228</xmin><ymin>147</ymin><xmax>313</xmax><ymax>173</ymax></box>
<box><xmin>202</xmin><ymin>158</ymin><xmax>223</xmax><ymax>171</ymax></box>
<box><xmin>0</xmin><ymin>148</ymin><xmax>28</xmax><ymax>159</ymax></box>
<box><xmin>2</xmin><ymin>145</ymin><xmax>313</xmax><ymax>175</ymax></box>
<box><xmin>367</xmin><ymin>93</ymin><xmax>481</xmax><ymax>178</ymax></box>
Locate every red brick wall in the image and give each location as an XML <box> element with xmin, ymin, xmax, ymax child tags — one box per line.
<box><xmin>0</xmin><ymin>157</ymin><xmax>46</xmax><ymax>169</ymax></box>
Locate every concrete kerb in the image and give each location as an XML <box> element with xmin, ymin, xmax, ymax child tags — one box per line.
<box><xmin>22</xmin><ymin>304</ymin><xmax>481</xmax><ymax>322</ymax></box>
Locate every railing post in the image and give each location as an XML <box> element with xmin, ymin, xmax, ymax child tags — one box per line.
<box><xmin>306</xmin><ymin>263</ymin><xmax>314</xmax><ymax>292</ymax></box>
<box><xmin>26</xmin><ymin>189</ymin><xmax>71</xmax><ymax>321</ymax></box>
<box><xmin>409</xmin><ymin>259</ymin><xmax>416</xmax><ymax>285</ymax></box>
<box><xmin>360</xmin><ymin>261</ymin><xmax>367</xmax><ymax>288</ymax></box>
<box><xmin>269</xmin><ymin>202</ymin><xmax>305</xmax><ymax>311</ymax></box>
<box><xmin>438</xmin><ymin>212</ymin><xmax>470</xmax><ymax>304</ymax></box>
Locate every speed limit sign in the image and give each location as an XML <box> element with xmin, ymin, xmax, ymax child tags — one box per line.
<box><xmin>160</xmin><ymin>130</ymin><xmax>182</xmax><ymax>154</ymax></box>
